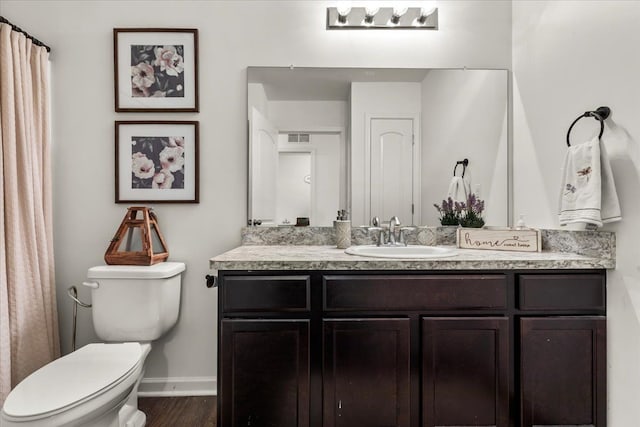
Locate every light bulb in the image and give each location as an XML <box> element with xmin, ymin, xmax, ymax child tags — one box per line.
<box><xmin>363</xmin><ymin>7</ymin><xmax>379</xmax><ymax>25</ymax></box>
<box><xmin>336</xmin><ymin>6</ymin><xmax>351</xmax><ymax>25</ymax></box>
<box><xmin>365</xmin><ymin>6</ymin><xmax>380</xmax><ymax>16</ymax></box>
<box><xmin>393</xmin><ymin>6</ymin><xmax>409</xmax><ymax>15</ymax></box>
<box><xmin>390</xmin><ymin>7</ymin><xmax>408</xmax><ymax>25</ymax></box>
<box><xmin>415</xmin><ymin>6</ymin><xmax>437</xmax><ymax>25</ymax></box>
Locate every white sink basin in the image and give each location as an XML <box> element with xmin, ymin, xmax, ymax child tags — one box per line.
<box><xmin>344</xmin><ymin>245</ymin><xmax>458</xmax><ymax>259</ymax></box>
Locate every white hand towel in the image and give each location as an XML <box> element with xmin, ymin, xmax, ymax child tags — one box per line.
<box><xmin>447</xmin><ymin>176</ymin><xmax>469</xmax><ymax>202</ymax></box>
<box><xmin>558</xmin><ymin>136</ymin><xmax>621</xmax><ymax>227</ymax></box>
<box><xmin>599</xmin><ymin>139</ymin><xmax>622</xmax><ymax>223</ymax></box>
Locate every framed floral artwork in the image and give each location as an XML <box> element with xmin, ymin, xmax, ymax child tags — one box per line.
<box><xmin>115</xmin><ymin>121</ymin><xmax>199</xmax><ymax>203</ymax></box>
<box><xmin>114</xmin><ymin>28</ymin><xmax>199</xmax><ymax>112</ymax></box>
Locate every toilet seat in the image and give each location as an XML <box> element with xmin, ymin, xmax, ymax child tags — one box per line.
<box><xmin>2</xmin><ymin>343</ymin><xmax>142</xmax><ymax>422</ymax></box>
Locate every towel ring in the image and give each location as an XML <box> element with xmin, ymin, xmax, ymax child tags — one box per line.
<box><xmin>453</xmin><ymin>158</ymin><xmax>469</xmax><ymax>178</ymax></box>
<box><xmin>566</xmin><ymin>106</ymin><xmax>611</xmax><ymax>147</ymax></box>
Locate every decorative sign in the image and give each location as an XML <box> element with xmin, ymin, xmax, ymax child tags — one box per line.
<box><xmin>456</xmin><ymin>227</ymin><xmax>541</xmax><ymax>253</ymax></box>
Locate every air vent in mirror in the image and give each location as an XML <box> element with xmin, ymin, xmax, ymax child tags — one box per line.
<box><xmin>287</xmin><ymin>133</ymin><xmax>311</xmax><ymax>144</ymax></box>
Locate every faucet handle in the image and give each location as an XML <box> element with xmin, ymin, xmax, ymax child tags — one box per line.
<box><xmin>398</xmin><ymin>226</ymin><xmax>416</xmax><ymax>246</ymax></box>
<box><xmin>366</xmin><ymin>226</ymin><xmax>386</xmax><ymax>246</ymax></box>
<box><xmin>371</xmin><ymin>216</ymin><xmax>380</xmax><ymax>227</ymax></box>
<box><xmin>365</xmin><ymin>226</ymin><xmax>383</xmax><ymax>236</ymax></box>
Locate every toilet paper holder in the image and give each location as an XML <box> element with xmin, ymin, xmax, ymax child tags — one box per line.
<box><xmin>67</xmin><ymin>285</ymin><xmax>92</xmax><ymax>351</ymax></box>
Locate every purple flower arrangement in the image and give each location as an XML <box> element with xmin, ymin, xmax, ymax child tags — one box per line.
<box><xmin>433</xmin><ymin>193</ymin><xmax>485</xmax><ymax>228</ymax></box>
<box><xmin>433</xmin><ymin>197</ymin><xmax>461</xmax><ymax>226</ymax></box>
<box><xmin>459</xmin><ymin>193</ymin><xmax>485</xmax><ymax>228</ymax></box>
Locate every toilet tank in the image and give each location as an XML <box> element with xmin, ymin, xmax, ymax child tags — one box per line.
<box><xmin>85</xmin><ymin>262</ymin><xmax>185</xmax><ymax>342</ymax></box>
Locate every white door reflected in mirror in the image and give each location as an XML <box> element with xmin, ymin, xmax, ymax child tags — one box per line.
<box><xmin>249</xmin><ymin>107</ymin><xmax>278</xmax><ymax>224</ymax></box>
<box><xmin>370</xmin><ymin>117</ymin><xmax>417</xmax><ymax>225</ymax></box>
<box><xmin>277</xmin><ymin>152</ymin><xmax>311</xmax><ymax>225</ymax></box>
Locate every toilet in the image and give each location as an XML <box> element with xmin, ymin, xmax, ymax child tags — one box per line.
<box><xmin>1</xmin><ymin>262</ymin><xmax>185</xmax><ymax>427</ymax></box>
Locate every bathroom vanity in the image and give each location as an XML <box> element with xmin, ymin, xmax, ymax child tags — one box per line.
<box><xmin>211</xmin><ymin>234</ymin><xmax>614</xmax><ymax>427</ymax></box>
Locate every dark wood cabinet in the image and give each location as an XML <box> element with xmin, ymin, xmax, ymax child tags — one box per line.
<box><xmin>323</xmin><ymin>318</ymin><xmax>411</xmax><ymax>427</ymax></box>
<box><xmin>220</xmin><ymin>319</ymin><xmax>309</xmax><ymax>427</ymax></box>
<box><xmin>520</xmin><ymin>317</ymin><xmax>606</xmax><ymax>427</ymax></box>
<box><xmin>218</xmin><ymin>269</ymin><xmax>606</xmax><ymax>427</ymax></box>
<box><xmin>323</xmin><ymin>274</ymin><xmax>507</xmax><ymax>311</ymax></box>
<box><xmin>422</xmin><ymin>317</ymin><xmax>509</xmax><ymax>427</ymax></box>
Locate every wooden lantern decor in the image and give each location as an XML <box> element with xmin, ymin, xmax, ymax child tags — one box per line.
<box><xmin>105</xmin><ymin>207</ymin><xmax>169</xmax><ymax>265</ymax></box>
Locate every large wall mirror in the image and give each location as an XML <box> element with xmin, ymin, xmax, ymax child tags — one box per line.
<box><xmin>247</xmin><ymin>67</ymin><xmax>509</xmax><ymax>227</ymax></box>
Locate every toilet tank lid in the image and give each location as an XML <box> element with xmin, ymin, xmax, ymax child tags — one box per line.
<box><xmin>87</xmin><ymin>261</ymin><xmax>186</xmax><ymax>279</ymax></box>
<box><xmin>2</xmin><ymin>343</ymin><xmax>142</xmax><ymax>418</ymax></box>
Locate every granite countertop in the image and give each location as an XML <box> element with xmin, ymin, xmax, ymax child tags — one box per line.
<box><xmin>209</xmin><ymin>244</ymin><xmax>614</xmax><ymax>271</ymax></box>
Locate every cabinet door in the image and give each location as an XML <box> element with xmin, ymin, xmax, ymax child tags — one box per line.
<box><xmin>220</xmin><ymin>319</ymin><xmax>309</xmax><ymax>427</ymax></box>
<box><xmin>521</xmin><ymin>317</ymin><xmax>606</xmax><ymax>427</ymax></box>
<box><xmin>323</xmin><ymin>318</ymin><xmax>410</xmax><ymax>427</ymax></box>
<box><xmin>422</xmin><ymin>317</ymin><xmax>509</xmax><ymax>427</ymax></box>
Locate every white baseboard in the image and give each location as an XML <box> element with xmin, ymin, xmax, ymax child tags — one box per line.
<box><xmin>138</xmin><ymin>376</ymin><xmax>217</xmax><ymax>397</ymax></box>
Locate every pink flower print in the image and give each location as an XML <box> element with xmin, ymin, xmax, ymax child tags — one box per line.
<box><xmin>154</xmin><ymin>46</ymin><xmax>184</xmax><ymax>77</ymax></box>
<box><xmin>131</xmin><ymin>62</ymin><xmax>155</xmax><ymax>96</ymax></box>
<box><xmin>168</xmin><ymin>136</ymin><xmax>185</xmax><ymax>148</ymax></box>
<box><xmin>152</xmin><ymin>169</ymin><xmax>175</xmax><ymax>189</ymax></box>
<box><xmin>132</xmin><ymin>86</ymin><xmax>150</xmax><ymax>97</ymax></box>
<box><xmin>159</xmin><ymin>146</ymin><xmax>185</xmax><ymax>173</ymax></box>
<box><xmin>131</xmin><ymin>152</ymin><xmax>155</xmax><ymax>179</ymax></box>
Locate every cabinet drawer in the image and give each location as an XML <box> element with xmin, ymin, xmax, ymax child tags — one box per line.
<box><xmin>518</xmin><ymin>274</ymin><xmax>605</xmax><ymax>311</ymax></box>
<box><xmin>222</xmin><ymin>275</ymin><xmax>310</xmax><ymax>312</ymax></box>
<box><xmin>323</xmin><ymin>275</ymin><xmax>507</xmax><ymax>311</ymax></box>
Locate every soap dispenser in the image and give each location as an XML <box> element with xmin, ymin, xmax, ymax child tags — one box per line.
<box><xmin>334</xmin><ymin>210</ymin><xmax>351</xmax><ymax>249</ymax></box>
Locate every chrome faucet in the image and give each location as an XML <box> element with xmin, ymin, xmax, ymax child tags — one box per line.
<box><xmin>388</xmin><ymin>216</ymin><xmax>401</xmax><ymax>245</ymax></box>
<box><xmin>368</xmin><ymin>216</ymin><xmax>414</xmax><ymax>246</ymax></box>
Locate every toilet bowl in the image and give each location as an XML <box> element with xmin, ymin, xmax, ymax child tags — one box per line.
<box><xmin>1</xmin><ymin>262</ymin><xmax>185</xmax><ymax>427</ymax></box>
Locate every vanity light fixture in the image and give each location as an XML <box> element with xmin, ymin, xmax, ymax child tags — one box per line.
<box><xmin>327</xmin><ymin>6</ymin><xmax>438</xmax><ymax>30</ymax></box>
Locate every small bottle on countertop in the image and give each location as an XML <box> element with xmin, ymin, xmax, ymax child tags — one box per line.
<box><xmin>516</xmin><ymin>214</ymin><xmax>526</xmax><ymax>230</ymax></box>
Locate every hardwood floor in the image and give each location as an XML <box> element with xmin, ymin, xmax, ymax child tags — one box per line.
<box><xmin>138</xmin><ymin>396</ymin><xmax>217</xmax><ymax>427</ymax></box>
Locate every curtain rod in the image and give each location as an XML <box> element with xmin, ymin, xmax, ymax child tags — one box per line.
<box><xmin>0</xmin><ymin>16</ymin><xmax>51</xmax><ymax>52</ymax></box>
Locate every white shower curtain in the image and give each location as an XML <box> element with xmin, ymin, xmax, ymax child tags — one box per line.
<box><xmin>0</xmin><ymin>23</ymin><xmax>59</xmax><ymax>406</ymax></box>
